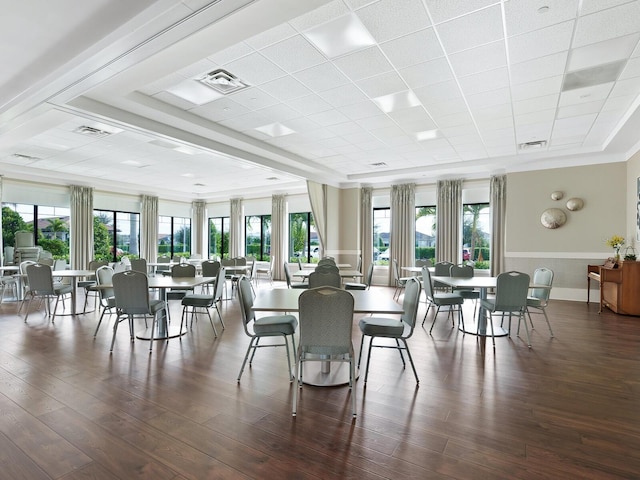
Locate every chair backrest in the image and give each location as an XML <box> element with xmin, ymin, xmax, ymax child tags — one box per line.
<box><xmin>88</xmin><ymin>259</ymin><xmax>108</xmax><ymax>271</ymax></box>
<box><xmin>234</xmin><ymin>257</ymin><xmax>247</xmax><ymax>266</ymax></box>
<box><xmin>112</xmin><ymin>270</ymin><xmax>151</xmax><ymax>314</ymax></box>
<box><xmin>96</xmin><ymin>265</ymin><xmax>115</xmax><ymax>301</ymax></box>
<box><xmin>53</xmin><ymin>259</ymin><xmax>67</xmax><ymax>271</ymax></box>
<box><xmin>356</xmin><ymin>255</ymin><xmax>362</xmax><ymax>272</ymax></box>
<box><xmin>171</xmin><ymin>263</ymin><xmax>196</xmax><ymax>278</ymax></box>
<box><xmin>401</xmin><ymin>277</ymin><xmax>422</xmax><ymax>330</ymax></box>
<box><xmin>156</xmin><ymin>256</ymin><xmax>171</xmax><ymax>272</ymax></box>
<box><xmin>450</xmin><ymin>264</ymin><xmax>474</xmax><ymax>279</ymax></box>
<box><xmin>38</xmin><ymin>257</ymin><xmax>54</xmax><ymax>267</ymax></box>
<box><xmin>297</xmin><ymin>257</ymin><xmax>303</xmax><ymax>270</ymax></box>
<box><xmin>221</xmin><ymin>258</ymin><xmax>235</xmax><ymax>267</ymax></box>
<box><xmin>237</xmin><ymin>275</ymin><xmax>256</xmax><ymax>327</ymax></box>
<box><xmin>298</xmin><ymin>286</ymin><xmax>354</xmax><ymax>355</ymax></box>
<box><xmin>201</xmin><ymin>260</ymin><xmax>221</xmax><ymax>277</ymax></box>
<box><xmin>15</xmin><ymin>230</ymin><xmax>34</xmax><ymax>248</ymax></box>
<box><xmin>20</xmin><ymin>260</ymin><xmax>37</xmax><ymax>287</ymax></box>
<box><xmin>283</xmin><ymin>262</ymin><xmax>293</xmax><ymax>287</ymax></box>
<box><xmin>213</xmin><ymin>266</ymin><xmax>226</xmax><ymax>302</ymax></box>
<box><xmin>434</xmin><ymin>261</ymin><xmax>455</xmax><ymax>276</ymax></box>
<box><xmin>494</xmin><ymin>271</ymin><xmax>530</xmax><ymax>312</ymax></box>
<box><xmin>315</xmin><ymin>264</ymin><xmax>339</xmax><ymax>275</ymax></box>
<box><xmin>392</xmin><ymin>259</ymin><xmax>401</xmax><ymax>281</ymax></box>
<box><xmin>130</xmin><ymin>258</ymin><xmax>147</xmax><ymax>274</ymax></box>
<box><xmin>26</xmin><ymin>263</ymin><xmax>54</xmax><ymax>294</ymax></box>
<box><xmin>416</xmin><ymin>259</ymin><xmax>433</xmax><ymax>268</ymax></box>
<box><xmin>317</xmin><ymin>258</ymin><xmax>336</xmax><ymax>267</ymax></box>
<box><xmin>531</xmin><ymin>267</ymin><xmax>554</xmax><ymax>302</ymax></box>
<box><xmin>113</xmin><ymin>261</ymin><xmax>128</xmax><ymax>273</ymax></box>
<box><xmin>308</xmin><ymin>270</ymin><xmax>341</xmax><ymax>288</ymax></box>
<box><xmin>364</xmin><ymin>261</ymin><xmax>374</xmax><ymax>287</ymax></box>
<box><xmin>421</xmin><ymin>266</ymin><xmax>434</xmax><ymax>301</ymax></box>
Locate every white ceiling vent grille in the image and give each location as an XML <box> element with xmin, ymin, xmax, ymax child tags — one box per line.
<box><xmin>370</xmin><ymin>162</ymin><xmax>387</xmax><ymax>167</ymax></box>
<box><xmin>73</xmin><ymin>126</ymin><xmax>114</xmax><ymax>138</ymax></box>
<box><xmin>12</xmin><ymin>153</ymin><xmax>41</xmax><ymax>161</ymax></box>
<box><xmin>198</xmin><ymin>69</ymin><xmax>249</xmax><ymax>94</ymax></box>
<box><xmin>519</xmin><ymin>140</ymin><xmax>547</xmax><ymax>151</ymax></box>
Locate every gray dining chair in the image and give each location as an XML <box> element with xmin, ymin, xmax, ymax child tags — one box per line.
<box><xmin>237</xmin><ymin>276</ymin><xmax>298</xmax><ymax>383</ymax></box>
<box><xmin>111</xmin><ymin>270</ymin><xmax>167</xmax><ymax>353</ymax></box>
<box><xmin>392</xmin><ymin>259</ymin><xmax>412</xmax><ymax>300</ymax></box>
<box><xmin>167</xmin><ymin>263</ymin><xmax>196</xmax><ymax>300</ymax></box>
<box><xmin>449</xmin><ymin>264</ymin><xmax>480</xmax><ymax>317</ymax></box>
<box><xmin>284</xmin><ymin>262</ymin><xmax>307</xmax><ymax>289</ymax></box>
<box><xmin>421</xmin><ymin>266</ymin><xmax>465</xmax><ymax>333</ymax></box>
<box><xmin>293</xmin><ymin>286</ymin><xmax>356</xmax><ymax>417</ymax></box>
<box><xmin>200</xmin><ymin>259</ymin><xmax>221</xmax><ymax>294</ymax></box>
<box><xmin>345</xmin><ymin>262</ymin><xmax>374</xmax><ymax>290</ymax></box>
<box><xmin>521</xmin><ymin>267</ymin><xmax>555</xmax><ymax>347</ymax></box>
<box><xmin>180</xmin><ymin>264</ymin><xmax>225</xmax><ymax>337</ymax></box>
<box><xmin>308</xmin><ymin>269</ymin><xmax>341</xmax><ymax>288</ymax></box>
<box><xmin>79</xmin><ymin>259</ymin><xmax>108</xmax><ymax>313</ymax></box>
<box><xmin>130</xmin><ymin>258</ymin><xmax>148</xmax><ymax>274</ymax></box>
<box><xmin>480</xmin><ymin>271</ymin><xmax>530</xmax><ymax>347</ymax></box>
<box><xmin>433</xmin><ymin>261</ymin><xmax>455</xmax><ymax>291</ymax></box>
<box><xmin>24</xmin><ymin>263</ymin><xmax>73</xmax><ymax>322</ymax></box>
<box><xmin>358</xmin><ymin>277</ymin><xmax>422</xmax><ymax>385</ymax></box>
<box><xmin>93</xmin><ymin>265</ymin><xmax>116</xmax><ymax>337</ymax></box>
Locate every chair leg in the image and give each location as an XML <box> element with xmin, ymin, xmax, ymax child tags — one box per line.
<box><xmin>488</xmin><ymin>311</ymin><xmax>496</xmax><ymax>347</ymax></box>
<box><xmin>401</xmin><ymin>338</ymin><xmax>419</xmax><ymax>385</ymax></box>
<box><xmin>357</xmin><ymin>334</ymin><xmax>366</xmax><ymax>369</ymax></box>
<box><xmin>350</xmin><ymin>355</ymin><xmax>357</xmax><ymax>418</ymax></box>
<box><xmin>110</xmin><ymin>314</ymin><xmax>123</xmax><ymax>352</ymax></box>
<box><xmin>363</xmin><ymin>337</ymin><xmax>374</xmax><ymax>385</ymax></box>
<box><xmin>429</xmin><ymin>306</ymin><xmax>443</xmax><ymax>334</ymax></box>
<box><xmin>395</xmin><ymin>338</ymin><xmax>406</xmax><ymax>367</ymax></box>
<box><xmin>543</xmin><ymin>309</ymin><xmax>554</xmax><ymax>337</ymax></box>
<box><xmin>292</xmin><ymin>350</ymin><xmax>301</xmax><ymax>417</ymax></box>
<box><xmin>237</xmin><ymin>338</ymin><xmax>257</xmax><ymax>382</ymax></box>
<box><xmin>283</xmin><ymin>335</ymin><xmax>294</xmax><ymax>382</ymax></box>
<box><xmin>517</xmin><ymin>310</ymin><xmax>532</xmax><ymax>348</ymax></box>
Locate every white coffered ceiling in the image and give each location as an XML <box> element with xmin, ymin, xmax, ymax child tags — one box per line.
<box><xmin>2</xmin><ymin>0</ymin><xmax>640</xmax><ymax>202</ymax></box>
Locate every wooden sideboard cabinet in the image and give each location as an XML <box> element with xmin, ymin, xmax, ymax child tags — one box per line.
<box><xmin>588</xmin><ymin>261</ymin><xmax>640</xmax><ymax>316</ymax></box>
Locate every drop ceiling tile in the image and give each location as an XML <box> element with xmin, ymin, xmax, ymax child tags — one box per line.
<box><xmin>486</xmin><ymin>145</ymin><xmax>517</xmax><ymax>156</ymax></box>
<box><xmin>413</xmin><ymin>80</ymin><xmax>462</xmax><ymax>104</ymax></box>
<box><xmin>176</xmin><ymin>58</ymin><xmax>219</xmax><ymax>80</ymax></box>
<box><xmin>568</xmin><ymin>34</ymin><xmax>639</xmax><ymax>71</ymax></box>
<box><xmin>609</xmin><ymin>77</ymin><xmax>640</xmax><ymax>97</ymax></box>
<box><xmin>514</xmin><ymin>109</ymin><xmax>556</xmax><ymax>126</ymax></box>
<box><xmin>218</xmin><ymin>112</ymin><xmax>271</xmax><ymax>131</ymax></box>
<box><xmin>554</xmin><ymin>113</ymin><xmax>597</xmax><ymax>133</ymax></box>
<box><xmin>513</xmin><ymin>94</ymin><xmax>559</xmax><ymax>116</ymax></box>
<box><xmin>190</xmin><ymin>98</ymin><xmax>252</xmax><ymax>122</ymax></box>
<box><xmin>259</xmin><ymin>76</ymin><xmax>312</xmax><ymax>101</ymax></box>
<box><xmin>209</xmin><ymin>42</ymin><xmax>254</xmax><ymax>65</ymax></box>
<box><xmin>152</xmin><ymin>91</ymin><xmax>199</xmax><ymax>110</ymax></box>
<box><xmin>508</xmin><ymin>21</ymin><xmax>574</xmax><ymax>64</ymax></box>
<box><xmin>294</xmin><ymin>62</ymin><xmax>350</xmax><ymax>92</ymax></box>
<box><xmin>139</xmin><ymin>72</ymin><xmax>188</xmax><ymax>95</ymax></box>
<box><xmin>620</xmin><ymin>56</ymin><xmax>640</xmax><ymax>79</ymax></box>
<box><xmin>326</xmin><ymin>121</ymin><xmax>363</xmax><ymax>136</ymax></box>
<box><xmin>307</xmin><ymin>109</ymin><xmax>350</xmax><ymax>126</ymax></box>
<box><xmin>505</xmin><ymin>0</ymin><xmax>579</xmax><ymax>37</ymax></box>
<box><xmin>342</xmin><ymin>131</ymin><xmax>377</xmax><ymax>145</ymax></box>
<box><xmin>425</xmin><ymin>0</ymin><xmax>497</xmax><ymax>24</ymax></box>
<box><xmin>437</xmin><ymin>5</ymin><xmax>503</xmax><ymax>54</ymax></box>
<box><xmin>357</xmin><ymin>114</ymin><xmax>397</xmax><ymax>130</ymax></box>
<box><xmin>356</xmin><ymin>71</ymin><xmax>407</xmax><ymax>98</ymax></box>
<box><xmin>510</xmin><ymin>51</ymin><xmax>568</xmax><ymax>85</ymax></box>
<box><xmin>255</xmin><ymin>103</ymin><xmax>302</xmax><ymax>122</ymax></box>
<box><xmin>458</xmin><ymin>68</ymin><xmax>509</xmax><ymax>96</ymax></box>
<box><xmin>388</xmin><ymin>105</ymin><xmax>433</xmax><ymax>125</ymax></box>
<box><xmin>437</xmin><ymin>111</ymin><xmax>474</xmax><ymax>128</ymax></box>
<box><xmin>280</xmin><ymin>117</ymin><xmax>320</xmax><ymax>133</ymax></box>
<box><xmin>369</xmin><ymin>125</ymin><xmax>406</xmax><ymax>139</ymax></box>
<box><xmin>225</xmin><ymin>53</ymin><xmax>287</xmax><ymax>86</ymax></box>
<box><xmin>333</xmin><ymin>46</ymin><xmax>393</xmax><ymax>81</ymax></box>
<box><xmin>260</xmin><ymin>35</ymin><xmax>326</xmax><ymax>73</ymax></box>
<box><xmin>465</xmin><ymin>87</ymin><xmax>511</xmax><ymax>109</ymax></box>
<box><xmin>425</xmin><ymin>97</ymin><xmax>469</xmax><ymax>118</ymax></box>
<box><xmin>602</xmin><ymin>94</ymin><xmax>635</xmax><ymax>111</ymax></box>
<box><xmin>449</xmin><ymin>41</ymin><xmax>506</xmax><ymax>77</ymax></box>
<box><xmin>289</xmin><ymin>0</ymin><xmax>350</xmax><ymax>31</ymax></box>
<box><xmin>580</xmin><ymin>0</ymin><xmax>633</xmax><ymax>16</ymax></box>
<box><xmin>286</xmin><ymin>94</ymin><xmax>333</xmax><ymax>115</ymax></box>
<box><xmin>471</xmin><ymin>102</ymin><xmax>512</xmax><ymax>121</ymax></box>
<box><xmin>357</xmin><ymin>0</ymin><xmax>431</xmax><ymax>43</ymax></box>
<box><xmin>321</xmin><ymin>83</ymin><xmax>369</xmax><ymax>107</ymax></box>
<box><xmin>400</xmin><ymin>57</ymin><xmax>454</xmax><ymax>89</ymax></box>
<box><xmin>559</xmin><ymin>83</ymin><xmax>614</xmax><ymax>106</ymax></box>
<box><xmin>380</xmin><ymin>28</ymin><xmax>443</xmax><ymax>69</ymax></box>
<box><xmin>511</xmin><ymin>75</ymin><xmax>564</xmax><ymax>101</ymax></box>
<box><xmin>245</xmin><ymin>22</ymin><xmax>298</xmax><ymax>50</ymax></box>
<box><xmin>556</xmin><ymin>99</ymin><xmax>605</xmax><ymax>118</ymax></box>
<box><xmin>338</xmin><ymin>100</ymin><xmax>384</xmax><ymax>120</ymax></box>
<box><xmin>440</xmin><ymin>123</ymin><xmax>477</xmax><ymax>138</ymax></box>
<box><xmin>574</xmin><ymin>2</ymin><xmax>640</xmax><ymax>48</ymax></box>
<box><xmin>228</xmin><ymin>87</ymin><xmax>280</xmax><ymax>110</ymax></box>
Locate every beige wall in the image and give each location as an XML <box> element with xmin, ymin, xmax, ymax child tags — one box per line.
<box><xmin>506</xmin><ymin>162</ymin><xmax>627</xmax><ymax>301</ymax></box>
<box><xmin>627</xmin><ymin>149</ymin><xmax>640</xmax><ymax>248</ymax></box>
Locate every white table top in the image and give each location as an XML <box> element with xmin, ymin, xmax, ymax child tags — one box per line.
<box><xmin>293</xmin><ymin>269</ymin><xmax>363</xmax><ymax>279</ymax></box>
<box><xmin>432</xmin><ymin>276</ymin><xmax>550</xmax><ymax>290</ymax></box>
<box><xmin>253</xmin><ymin>288</ymin><xmax>402</xmax><ymax>314</ymax></box>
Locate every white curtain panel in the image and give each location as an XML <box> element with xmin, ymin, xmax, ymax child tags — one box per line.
<box><xmin>70</xmin><ymin>185</ymin><xmax>93</xmax><ymax>269</ymax></box>
<box><xmin>230</xmin><ymin>198</ymin><xmax>243</xmax><ymax>258</ymax></box>
<box><xmin>140</xmin><ymin>195</ymin><xmax>158</xmax><ymax>263</ymax></box>
<box><xmin>271</xmin><ymin>194</ymin><xmax>286</xmax><ymax>281</ymax></box>
<box><xmin>388</xmin><ymin>183</ymin><xmax>415</xmax><ymax>286</ymax></box>
<box><xmin>436</xmin><ymin>179</ymin><xmax>462</xmax><ymax>264</ymax></box>
<box><xmin>307</xmin><ymin>180</ymin><xmax>326</xmax><ymax>256</ymax></box>
<box><xmin>191</xmin><ymin>200</ymin><xmax>206</xmax><ymax>258</ymax></box>
<box><xmin>490</xmin><ymin>175</ymin><xmax>507</xmax><ymax>275</ymax></box>
<box><xmin>0</xmin><ymin>176</ymin><xmax>3</xmax><ymax>264</ymax></box>
<box><xmin>360</xmin><ymin>187</ymin><xmax>373</xmax><ymax>278</ymax></box>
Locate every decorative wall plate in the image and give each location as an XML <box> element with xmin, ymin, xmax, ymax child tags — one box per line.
<box><xmin>566</xmin><ymin>197</ymin><xmax>584</xmax><ymax>211</ymax></box>
<box><xmin>541</xmin><ymin>208</ymin><xmax>567</xmax><ymax>229</ymax></box>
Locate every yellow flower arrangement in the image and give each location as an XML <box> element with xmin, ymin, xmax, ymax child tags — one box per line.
<box><xmin>607</xmin><ymin>235</ymin><xmax>625</xmax><ymax>260</ymax></box>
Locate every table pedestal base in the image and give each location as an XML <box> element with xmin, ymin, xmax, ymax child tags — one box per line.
<box><xmin>135</xmin><ymin>325</ymin><xmax>186</xmax><ymax>340</ymax></box>
<box><xmin>300</xmin><ymin>359</ymin><xmax>358</xmax><ymax>387</ymax></box>
<box><xmin>459</xmin><ymin>316</ymin><xmax>510</xmax><ymax>337</ymax></box>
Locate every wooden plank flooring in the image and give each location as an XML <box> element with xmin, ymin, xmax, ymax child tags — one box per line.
<box><xmin>0</xmin><ymin>282</ymin><xmax>638</xmax><ymax>479</ymax></box>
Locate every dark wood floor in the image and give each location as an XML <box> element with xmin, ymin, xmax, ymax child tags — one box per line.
<box><xmin>0</xmin><ymin>280</ymin><xmax>638</xmax><ymax>479</ymax></box>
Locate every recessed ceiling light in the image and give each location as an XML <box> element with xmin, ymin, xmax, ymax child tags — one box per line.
<box><xmin>255</xmin><ymin>122</ymin><xmax>296</xmax><ymax>137</ymax></box>
<box><xmin>303</xmin><ymin>12</ymin><xmax>375</xmax><ymax>58</ymax></box>
<box><xmin>373</xmin><ymin>91</ymin><xmax>421</xmax><ymax>113</ymax></box>
<box><xmin>166</xmin><ymin>79</ymin><xmax>223</xmax><ymax>105</ymax></box>
<box><xmin>562</xmin><ymin>61</ymin><xmax>626</xmax><ymax>91</ymax></box>
<box><xmin>416</xmin><ymin>130</ymin><xmax>439</xmax><ymax>141</ymax></box>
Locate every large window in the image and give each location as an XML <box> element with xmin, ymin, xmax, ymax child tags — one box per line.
<box><xmin>415</xmin><ymin>206</ymin><xmax>436</xmax><ymax>262</ymax></box>
<box><xmin>463</xmin><ymin>203</ymin><xmax>490</xmax><ymax>269</ymax></box>
<box><xmin>209</xmin><ymin>217</ymin><xmax>229</xmax><ymax>259</ymax></box>
<box><xmin>93</xmin><ymin>210</ymin><xmax>140</xmax><ymax>262</ymax></box>
<box><xmin>158</xmin><ymin>216</ymin><xmax>191</xmax><ymax>259</ymax></box>
<box><xmin>2</xmin><ymin>203</ymin><xmax>70</xmax><ymax>260</ymax></box>
<box><xmin>245</xmin><ymin>215</ymin><xmax>271</xmax><ymax>261</ymax></box>
<box><xmin>289</xmin><ymin>212</ymin><xmax>317</xmax><ymax>263</ymax></box>
<box><xmin>373</xmin><ymin>208</ymin><xmax>390</xmax><ymax>265</ymax></box>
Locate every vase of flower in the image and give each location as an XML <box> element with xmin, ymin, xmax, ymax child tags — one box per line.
<box><xmin>607</xmin><ymin>235</ymin><xmax>625</xmax><ymax>264</ymax></box>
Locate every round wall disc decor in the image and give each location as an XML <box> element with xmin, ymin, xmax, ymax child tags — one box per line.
<box><xmin>540</xmin><ymin>208</ymin><xmax>567</xmax><ymax>229</ymax></box>
<box><xmin>566</xmin><ymin>197</ymin><xmax>584</xmax><ymax>211</ymax></box>
<box><xmin>550</xmin><ymin>191</ymin><xmax>564</xmax><ymax>201</ymax></box>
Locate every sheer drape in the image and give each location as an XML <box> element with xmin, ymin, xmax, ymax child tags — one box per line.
<box><xmin>307</xmin><ymin>180</ymin><xmax>326</xmax><ymax>257</ymax></box>
<box><xmin>70</xmin><ymin>185</ymin><xmax>93</xmax><ymax>269</ymax></box>
<box><xmin>230</xmin><ymin>198</ymin><xmax>243</xmax><ymax>258</ymax></box>
<box><xmin>388</xmin><ymin>184</ymin><xmax>415</xmax><ymax>286</ymax></box>
<box><xmin>271</xmin><ymin>194</ymin><xmax>286</xmax><ymax>281</ymax></box>
<box><xmin>0</xmin><ymin>176</ymin><xmax>3</xmax><ymax>264</ymax></box>
<box><xmin>360</xmin><ymin>187</ymin><xmax>372</xmax><ymax>278</ymax></box>
<box><xmin>490</xmin><ymin>175</ymin><xmax>507</xmax><ymax>275</ymax></box>
<box><xmin>191</xmin><ymin>200</ymin><xmax>206</xmax><ymax>258</ymax></box>
<box><xmin>436</xmin><ymin>179</ymin><xmax>462</xmax><ymax>263</ymax></box>
<box><xmin>140</xmin><ymin>195</ymin><xmax>158</xmax><ymax>263</ymax></box>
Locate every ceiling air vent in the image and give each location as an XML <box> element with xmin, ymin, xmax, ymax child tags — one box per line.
<box><xmin>198</xmin><ymin>69</ymin><xmax>249</xmax><ymax>94</ymax></box>
<box><xmin>73</xmin><ymin>126</ymin><xmax>114</xmax><ymax>138</ymax></box>
<box><xmin>519</xmin><ymin>140</ymin><xmax>547</xmax><ymax>151</ymax></box>
<box><xmin>370</xmin><ymin>162</ymin><xmax>387</xmax><ymax>167</ymax></box>
<box><xmin>12</xmin><ymin>153</ymin><xmax>41</xmax><ymax>161</ymax></box>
